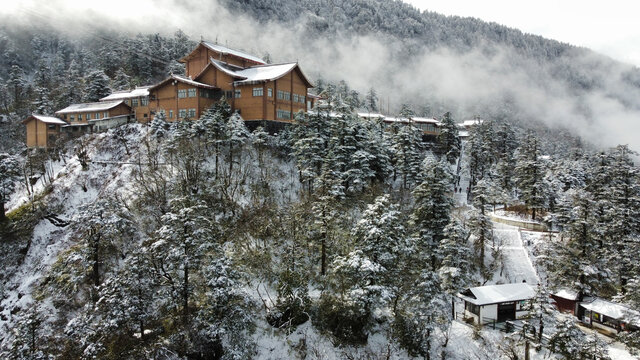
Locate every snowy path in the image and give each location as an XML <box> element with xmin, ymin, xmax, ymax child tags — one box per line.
<box><xmin>492</xmin><ymin>221</ymin><xmax>540</xmax><ymax>285</ymax></box>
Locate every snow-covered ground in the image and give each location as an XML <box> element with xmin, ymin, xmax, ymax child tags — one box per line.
<box><xmin>492</xmin><ymin>222</ymin><xmax>539</xmax><ymax>285</ymax></box>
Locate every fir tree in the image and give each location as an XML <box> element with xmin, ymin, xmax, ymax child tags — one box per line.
<box><xmin>515</xmin><ymin>131</ymin><xmax>547</xmax><ymax>220</ymax></box>
<box><xmin>83</xmin><ymin>70</ymin><xmax>111</xmax><ymax>102</ymax></box>
<box><xmin>437</xmin><ymin>112</ymin><xmax>461</xmax><ymax>164</ymax></box>
<box><xmin>411</xmin><ymin>158</ymin><xmax>453</xmax><ymax>269</ymax></box>
<box><xmin>0</xmin><ymin>153</ymin><xmax>20</xmax><ymax>222</ymax></box>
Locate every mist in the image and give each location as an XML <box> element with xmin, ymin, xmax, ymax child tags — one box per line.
<box><xmin>3</xmin><ymin>0</ymin><xmax>640</xmax><ymax>152</ymax></box>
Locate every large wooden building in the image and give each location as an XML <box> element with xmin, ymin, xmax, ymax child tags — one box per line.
<box><xmin>148</xmin><ymin>41</ymin><xmax>314</xmax><ymax>127</ymax></box>
<box><xmin>24</xmin><ymin>41</ymin><xmax>315</xmax><ymax>147</ymax></box>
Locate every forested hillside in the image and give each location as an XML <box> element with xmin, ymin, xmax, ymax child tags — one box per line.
<box><xmin>1</xmin><ymin>0</ymin><xmax>640</xmax><ymax>359</ymax></box>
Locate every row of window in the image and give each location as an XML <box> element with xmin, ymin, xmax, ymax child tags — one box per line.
<box><xmin>178</xmin><ymin>88</ymin><xmax>198</xmax><ymax>98</ymax></box>
<box><xmin>67</xmin><ymin>112</ymin><xmax>110</xmax><ymax>122</ymax></box>
<box><xmin>276</xmin><ymin>109</ymin><xmax>291</xmax><ymax>120</ymax></box>
<box><xmin>124</xmin><ymin>97</ymin><xmax>149</xmax><ymax>107</ymax></box>
<box><xmin>172</xmin><ymin>108</ymin><xmax>197</xmax><ymax>119</ymax></box>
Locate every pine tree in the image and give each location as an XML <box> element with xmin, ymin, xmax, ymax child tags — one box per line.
<box><xmin>391</xmin><ymin>123</ymin><xmax>424</xmax><ymax>189</ymax></box>
<box><xmin>411</xmin><ymin>158</ymin><xmax>453</xmax><ymax>269</ymax></box>
<box><xmin>365</xmin><ymin>87</ymin><xmax>378</xmax><ymax>112</ymax></box>
<box><xmin>83</xmin><ymin>70</ymin><xmax>111</xmax><ymax>102</ymax></box>
<box><xmin>437</xmin><ymin>219</ymin><xmax>472</xmax><ymax>293</ymax></box>
<box><xmin>515</xmin><ymin>131</ymin><xmax>547</xmax><ymax>220</ymax></box>
<box><xmin>437</xmin><ymin>112</ymin><xmax>461</xmax><ymax>164</ymax></box>
<box><xmin>150</xmin><ymin>198</ymin><xmax>219</xmax><ymax>330</ymax></box>
<box><xmin>0</xmin><ymin>153</ymin><xmax>20</xmax><ymax>222</ymax></box>
<box><xmin>111</xmin><ymin>68</ymin><xmax>130</xmax><ymax>91</ymax></box>
<box><xmin>32</xmin><ymin>86</ymin><xmax>53</xmax><ymax>115</ymax></box>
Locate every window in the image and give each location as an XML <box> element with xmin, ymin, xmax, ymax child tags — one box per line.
<box><xmin>78</xmin><ymin>114</ymin><xmax>82</xmax><ymax>121</ymax></box>
<box><xmin>141</xmin><ymin>97</ymin><xmax>149</xmax><ymax>106</ymax></box>
<box><xmin>465</xmin><ymin>302</ymin><xmax>480</xmax><ymax>316</ymax></box>
<box><xmin>95</xmin><ymin>112</ymin><xmax>100</xmax><ymax>119</ymax></box>
<box><xmin>104</xmin><ymin>112</ymin><xmax>108</xmax><ymax>118</ymax></box>
<box><xmin>299</xmin><ymin>95</ymin><xmax>305</xmax><ymax>104</ymax></box>
<box><xmin>178</xmin><ymin>109</ymin><xmax>187</xmax><ymax>119</ymax></box>
<box><xmin>200</xmin><ymin>89</ymin><xmax>213</xmax><ymax>98</ymax></box>
<box><xmin>188</xmin><ymin>108</ymin><xmax>196</xmax><ymax>118</ymax></box>
<box><xmin>283</xmin><ymin>91</ymin><xmax>291</xmax><ymax>100</ymax></box>
<box><xmin>48</xmin><ymin>124</ymin><xmax>56</xmax><ymax>130</ymax></box>
<box><xmin>169</xmin><ymin>110</ymin><xmax>174</xmax><ymax>119</ymax></box>
<box><xmin>234</xmin><ymin>89</ymin><xmax>241</xmax><ymax>98</ymax></box>
<box><xmin>253</xmin><ymin>87</ymin><xmax>263</xmax><ymax>97</ymax></box>
<box><xmin>187</xmin><ymin>88</ymin><xmax>196</xmax><ymax>97</ymax></box>
<box><xmin>225</xmin><ymin>90</ymin><xmax>233</xmax><ymax>99</ymax></box>
<box><xmin>178</xmin><ymin>89</ymin><xmax>187</xmax><ymax>98</ymax></box>
<box><xmin>132</xmin><ymin>98</ymin><xmax>138</xmax><ymax>107</ymax></box>
<box><xmin>293</xmin><ymin>94</ymin><xmax>298</xmax><ymax>102</ymax></box>
<box><xmin>86</xmin><ymin>113</ymin><xmax>91</xmax><ymax>120</ymax></box>
<box><xmin>268</xmin><ymin>88</ymin><xmax>272</xmax><ymax>97</ymax></box>
<box><xmin>277</xmin><ymin>109</ymin><xmax>291</xmax><ymax>120</ymax></box>
<box><xmin>277</xmin><ymin>90</ymin><xmax>284</xmax><ymax>100</ymax></box>
<box><xmin>69</xmin><ymin>115</ymin><xmax>74</xmax><ymax>121</ymax></box>
<box><xmin>124</xmin><ymin>100</ymin><xmax>129</xmax><ymax>105</ymax></box>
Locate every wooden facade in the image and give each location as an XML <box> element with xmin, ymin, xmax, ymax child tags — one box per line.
<box><xmin>100</xmin><ymin>87</ymin><xmax>151</xmax><ymax>122</ymax></box>
<box><xmin>56</xmin><ymin>101</ymin><xmax>132</xmax><ymax>125</ymax></box>
<box><xmin>148</xmin><ymin>75</ymin><xmax>218</xmax><ymax>121</ymax></box>
<box><xmin>22</xmin><ymin>115</ymin><xmax>67</xmax><ymax>148</ymax></box>
<box><xmin>147</xmin><ymin>41</ymin><xmax>313</xmax><ymax>124</ymax></box>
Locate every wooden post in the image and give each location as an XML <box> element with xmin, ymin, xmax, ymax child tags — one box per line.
<box><xmin>524</xmin><ymin>340</ymin><xmax>530</xmax><ymax>360</ymax></box>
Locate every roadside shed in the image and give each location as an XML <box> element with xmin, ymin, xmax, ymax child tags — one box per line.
<box><xmin>457</xmin><ymin>283</ymin><xmax>536</xmax><ymax>326</ymax></box>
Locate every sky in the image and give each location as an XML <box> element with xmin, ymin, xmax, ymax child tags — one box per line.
<box><xmin>404</xmin><ymin>0</ymin><xmax>640</xmax><ymax>67</ymax></box>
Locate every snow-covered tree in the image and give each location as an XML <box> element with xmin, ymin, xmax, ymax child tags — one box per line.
<box><xmin>364</xmin><ymin>87</ymin><xmax>378</xmax><ymax>112</ymax></box>
<box><xmin>111</xmin><ymin>68</ymin><xmax>130</xmax><ymax>91</ymax></box>
<box><xmin>391</xmin><ymin>123</ymin><xmax>424</xmax><ymax>189</ymax></box>
<box><xmin>149</xmin><ymin>198</ymin><xmax>219</xmax><ymax>328</ymax></box>
<box><xmin>0</xmin><ymin>153</ymin><xmax>20</xmax><ymax>222</ymax></box>
<box><xmin>437</xmin><ymin>219</ymin><xmax>472</xmax><ymax>293</ymax></box>
<box><xmin>437</xmin><ymin>112</ymin><xmax>461</xmax><ymax>164</ymax></box>
<box><xmin>83</xmin><ymin>70</ymin><xmax>111</xmax><ymax>102</ymax></box>
<box><xmin>411</xmin><ymin>157</ymin><xmax>453</xmax><ymax>269</ymax></box>
<box><xmin>515</xmin><ymin>131</ymin><xmax>547</xmax><ymax>220</ymax></box>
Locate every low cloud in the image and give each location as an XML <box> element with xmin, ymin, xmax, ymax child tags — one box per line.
<box><xmin>3</xmin><ymin>0</ymin><xmax>640</xmax><ymax>152</ymax></box>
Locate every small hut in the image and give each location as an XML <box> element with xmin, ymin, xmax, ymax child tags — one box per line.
<box><xmin>457</xmin><ymin>283</ymin><xmax>536</xmax><ymax>326</ymax></box>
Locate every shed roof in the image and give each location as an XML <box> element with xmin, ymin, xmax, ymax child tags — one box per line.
<box><xmin>56</xmin><ymin>100</ymin><xmax>128</xmax><ymax>114</ymax></box>
<box><xmin>458</xmin><ymin>283</ymin><xmax>536</xmax><ymax>306</ymax></box>
<box><xmin>553</xmin><ymin>289</ymin><xmax>579</xmax><ymax>301</ymax></box>
<box><xmin>99</xmin><ymin>86</ymin><xmax>151</xmax><ymax>101</ymax></box>
<box><xmin>23</xmin><ymin>114</ymin><xmax>67</xmax><ymax>125</ymax></box>
<box><xmin>581</xmin><ymin>299</ymin><xmax>640</xmax><ymax>325</ymax></box>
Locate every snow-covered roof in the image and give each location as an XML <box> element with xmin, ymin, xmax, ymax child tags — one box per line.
<box><xmin>358</xmin><ymin>112</ymin><xmax>386</xmax><ymax>119</ymax></box>
<box><xmin>462</xmin><ymin>119</ymin><xmax>484</xmax><ymax>127</ymax></box>
<box><xmin>553</xmin><ymin>289</ymin><xmax>578</xmax><ymax>301</ymax></box>
<box><xmin>234</xmin><ymin>63</ymin><xmax>298</xmax><ymax>85</ymax></box>
<box><xmin>208</xmin><ymin>58</ymin><xmax>311</xmax><ymax>87</ymax></box>
<box><xmin>458</xmin><ymin>283</ymin><xmax>536</xmax><ymax>306</ymax></box>
<box><xmin>26</xmin><ymin>114</ymin><xmax>67</xmax><ymax>125</ymax></box>
<box><xmin>99</xmin><ymin>86</ymin><xmax>151</xmax><ymax>101</ymax></box>
<box><xmin>581</xmin><ymin>299</ymin><xmax>640</xmax><ymax>325</ymax></box>
<box><xmin>202</xmin><ymin>41</ymin><xmax>266</xmax><ymax>65</ymax></box>
<box><xmin>149</xmin><ymin>74</ymin><xmax>218</xmax><ymax>92</ymax></box>
<box><xmin>56</xmin><ymin>100</ymin><xmax>128</xmax><ymax>114</ymax></box>
<box><xmin>171</xmin><ymin>74</ymin><xmax>217</xmax><ymax>89</ymax></box>
<box><xmin>383</xmin><ymin>116</ymin><xmax>440</xmax><ymax>125</ymax></box>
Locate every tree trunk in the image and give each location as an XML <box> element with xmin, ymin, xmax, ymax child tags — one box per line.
<box><xmin>183</xmin><ymin>264</ymin><xmax>189</xmax><ymax>326</ymax></box>
<box><xmin>321</xmin><ymin>232</ymin><xmax>327</xmax><ymax>276</ymax></box>
<box><xmin>0</xmin><ymin>200</ymin><xmax>6</xmax><ymax>222</ymax></box>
